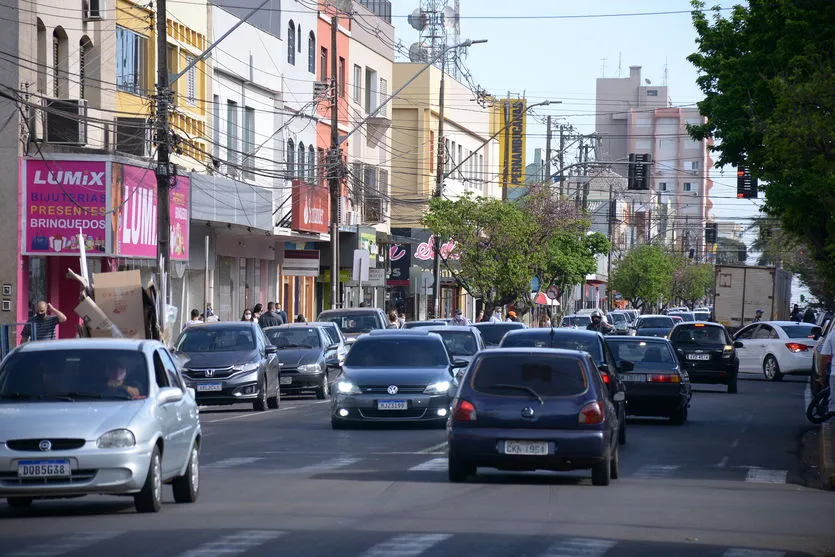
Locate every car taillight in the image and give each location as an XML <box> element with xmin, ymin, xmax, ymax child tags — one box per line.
<box><xmin>601</xmin><ymin>373</ymin><xmax>611</xmax><ymax>384</ymax></box>
<box><xmin>786</xmin><ymin>342</ymin><xmax>810</xmax><ymax>353</ymax></box>
<box><xmin>648</xmin><ymin>374</ymin><xmax>681</xmax><ymax>383</ymax></box>
<box><xmin>579</xmin><ymin>401</ymin><xmax>604</xmax><ymax>424</ymax></box>
<box><xmin>452</xmin><ymin>399</ymin><xmax>477</xmax><ymax>421</ymax></box>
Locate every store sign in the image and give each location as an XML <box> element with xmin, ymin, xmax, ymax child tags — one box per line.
<box><xmin>291</xmin><ymin>180</ymin><xmax>329</xmax><ymax>234</ymax></box>
<box><xmin>111</xmin><ymin>163</ymin><xmax>190</xmax><ymax>260</ymax></box>
<box><xmin>413</xmin><ymin>235</ymin><xmax>460</xmax><ymax>263</ymax></box>
<box><xmin>498</xmin><ymin>98</ymin><xmax>527</xmax><ymax>188</ymax></box>
<box><xmin>387</xmin><ymin>243</ymin><xmax>410</xmax><ymax>286</ymax></box>
<box><xmin>23</xmin><ymin>159</ymin><xmax>107</xmax><ymax>255</ymax></box>
<box><xmin>284</xmin><ymin>249</ymin><xmax>320</xmax><ymax>277</ymax></box>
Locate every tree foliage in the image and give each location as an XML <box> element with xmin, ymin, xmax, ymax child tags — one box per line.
<box><xmin>609</xmin><ymin>245</ymin><xmax>674</xmax><ymax>311</ymax></box>
<box><xmin>688</xmin><ymin>0</ymin><xmax>835</xmax><ymax>296</ymax></box>
<box><xmin>670</xmin><ymin>258</ymin><xmax>713</xmax><ymax>307</ymax></box>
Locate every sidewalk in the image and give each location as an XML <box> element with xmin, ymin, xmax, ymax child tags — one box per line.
<box><xmin>822</xmin><ymin>420</ymin><xmax>835</xmax><ymax>490</ymax></box>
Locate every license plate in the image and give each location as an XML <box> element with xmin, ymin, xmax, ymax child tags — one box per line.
<box><xmin>279</xmin><ymin>376</ymin><xmax>293</xmax><ymax>385</ymax></box>
<box><xmin>503</xmin><ymin>441</ymin><xmax>549</xmax><ymax>456</ymax></box>
<box><xmin>196</xmin><ymin>383</ymin><xmax>223</xmax><ymax>392</ymax></box>
<box><xmin>621</xmin><ymin>374</ymin><xmax>646</xmax><ymax>382</ymax></box>
<box><xmin>687</xmin><ymin>354</ymin><xmax>710</xmax><ymax>361</ymax></box>
<box><xmin>377</xmin><ymin>400</ymin><xmax>408</xmax><ymax>410</ymax></box>
<box><xmin>18</xmin><ymin>459</ymin><xmax>71</xmax><ymax>478</ymax></box>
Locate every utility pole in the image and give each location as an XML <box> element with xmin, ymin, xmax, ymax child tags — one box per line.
<box><xmin>328</xmin><ymin>14</ymin><xmax>340</xmax><ymax>309</ymax></box>
<box><xmin>431</xmin><ymin>53</ymin><xmax>446</xmax><ymax>319</ymax></box>
<box><xmin>607</xmin><ymin>182</ymin><xmax>614</xmax><ymax>311</ymax></box>
<box><xmin>155</xmin><ymin>0</ymin><xmax>172</xmax><ymax>334</ymax></box>
<box><xmin>501</xmin><ymin>95</ymin><xmax>510</xmax><ymax>201</ymax></box>
<box><xmin>558</xmin><ymin>125</ymin><xmax>566</xmax><ymax>197</ymax></box>
<box><xmin>544</xmin><ymin>115</ymin><xmax>552</xmax><ymax>186</ymax></box>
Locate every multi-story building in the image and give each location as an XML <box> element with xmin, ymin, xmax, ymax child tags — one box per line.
<box><xmin>596</xmin><ymin>65</ymin><xmax>711</xmax><ymax>261</ymax></box>
<box><xmin>389</xmin><ymin>63</ymin><xmax>498</xmax><ymax>319</ymax></box>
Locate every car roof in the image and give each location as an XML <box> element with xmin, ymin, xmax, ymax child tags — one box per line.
<box><xmin>319</xmin><ymin>308</ymin><xmax>381</xmax><ymax>315</ymax></box>
<box><xmin>473</xmin><ymin>322</ymin><xmax>525</xmax><ymax>327</ymax></box>
<box><xmin>505</xmin><ymin>327</ymin><xmax>602</xmax><ymax>339</ymax></box>
<box><xmin>308</xmin><ymin>321</ymin><xmax>338</xmax><ymax>327</ymax></box>
<box><xmin>264</xmin><ymin>323</ymin><xmax>325</xmax><ymax>329</ymax></box>
<box><xmin>671</xmin><ymin>321</ymin><xmax>726</xmax><ymax>329</ymax></box>
<box><xmin>183</xmin><ymin>321</ymin><xmax>256</xmax><ymax>329</ymax></box>
<box><xmin>760</xmin><ymin>321</ymin><xmax>818</xmax><ymax>327</ymax></box>
<box><xmin>366</xmin><ymin>329</ymin><xmax>436</xmax><ymax>337</ymax></box>
<box><xmin>474</xmin><ymin>347</ymin><xmax>593</xmax><ymax>359</ymax></box>
<box><xmin>14</xmin><ymin>338</ymin><xmax>159</xmax><ymax>353</ymax></box>
<box><xmin>605</xmin><ymin>335</ymin><xmax>672</xmax><ymax>343</ymax></box>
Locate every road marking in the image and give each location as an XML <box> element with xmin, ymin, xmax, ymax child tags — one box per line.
<box><xmin>716</xmin><ymin>456</ymin><xmax>729</xmax><ymax>468</ymax></box>
<box><xmin>722</xmin><ymin>549</ymin><xmax>785</xmax><ymax>557</ymax></box>
<box><xmin>296</xmin><ymin>456</ymin><xmax>361</xmax><ymax>473</ymax></box>
<box><xmin>408</xmin><ymin>457</ymin><xmax>448</xmax><ymax>472</ymax></box>
<box><xmin>204</xmin><ymin>457</ymin><xmax>264</xmax><ymax>469</ymax></box>
<box><xmin>745</xmin><ymin>468</ymin><xmax>787</xmax><ymax>484</ymax></box>
<box><xmin>8</xmin><ymin>532</ymin><xmax>125</xmax><ymax>557</ymax></box>
<box><xmin>539</xmin><ymin>537</ymin><xmax>617</xmax><ymax>557</ymax></box>
<box><xmin>632</xmin><ymin>465</ymin><xmax>679</xmax><ymax>479</ymax></box>
<box><xmin>174</xmin><ymin>530</ymin><xmax>284</xmax><ymax>557</ymax></box>
<box><xmin>418</xmin><ymin>441</ymin><xmax>448</xmax><ymax>454</ymax></box>
<box><xmin>359</xmin><ymin>533</ymin><xmax>452</xmax><ymax>557</ymax></box>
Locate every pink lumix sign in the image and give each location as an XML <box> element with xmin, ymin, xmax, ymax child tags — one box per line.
<box><xmin>24</xmin><ymin>160</ymin><xmax>108</xmax><ymax>255</ymax></box>
<box><xmin>112</xmin><ymin>163</ymin><xmax>189</xmax><ymax>260</ymax></box>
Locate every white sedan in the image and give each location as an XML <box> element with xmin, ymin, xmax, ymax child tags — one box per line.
<box><xmin>733</xmin><ymin>321</ymin><xmax>822</xmax><ymax>381</ymax></box>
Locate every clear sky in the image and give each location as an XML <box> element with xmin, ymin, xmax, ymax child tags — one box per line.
<box><xmin>390</xmin><ymin>0</ymin><xmax>762</xmax><ymax>225</ymax></box>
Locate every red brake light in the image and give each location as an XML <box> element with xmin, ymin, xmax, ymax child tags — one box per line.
<box><xmin>601</xmin><ymin>373</ymin><xmax>611</xmax><ymax>384</ymax></box>
<box><xmin>579</xmin><ymin>401</ymin><xmax>604</xmax><ymax>424</ymax></box>
<box><xmin>452</xmin><ymin>399</ymin><xmax>477</xmax><ymax>421</ymax></box>
<box><xmin>648</xmin><ymin>374</ymin><xmax>682</xmax><ymax>383</ymax></box>
<box><xmin>785</xmin><ymin>342</ymin><xmax>809</xmax><ymax>353</ymax></box>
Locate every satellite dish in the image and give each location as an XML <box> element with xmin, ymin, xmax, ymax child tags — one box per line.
<box><xmin>407</xmin><ymin>8</ymin><xmax>428</xmax><ymax>31</ymax></box>
<box><xmin>408</xmin><ymin>42</ymin><xmax>429</xmax><ymax>63</ymax></box>
<box><xmin>442</xmin><ymin>6</ymin><xmax>459</xmax><ymax>30</ymax></box>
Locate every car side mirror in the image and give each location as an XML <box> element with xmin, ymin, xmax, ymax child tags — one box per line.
<box><xmin>265</xmin><ymin>345</ymin><xmax>278</xmax><ymax>355</ymax></box>
<box><xmin>733</xmin><ymin>340</ymin><xmax>744</xmax><ymax>348</ymax></box>
<box><xmin>325</xmin><ymin>356</ymin><xmax>340</xmax><ymax>368</ymax></box>
<box><xmin>452</xmin><ymin>359</ymin><xmax>469</xmax><ymax>369</ymax></box>
<box><xmin>158</xmin><ymin>387</ymin><xmax>183</xmax><ymax>404</ymax></box>
<box><xmin>327</xmin><ymin>343</ymin><xmax>339</xmax><ymax>351</ymax></box>
<box><xmin>620</xmin><ymin>361</ymin><xmax>634</xmax><ymax>372</ymax></box>
<box><xmin>598</xmin><ymin>363</ymin><xmax>610</xmax><ymax>373</ymax></box>
<box><xmin>613</xmin><ymin>391</ymin><xmax>625</xmax><ymax>402</ymax></box>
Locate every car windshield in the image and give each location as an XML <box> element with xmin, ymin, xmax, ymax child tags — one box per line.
<box><xmin>321</xmin><ymin>314</ymin><xmax>380</xmax><ymax>334</ymax></box>
<box><xmin>781</xmin><ymin>324</ymin><xmax>821</xmax><ymax>339</ymax></box>
<box><xmin>319</xmin><ymin>325</ymin><xmax>340</xmax><ymax>344</ymax></box>
<box><xmin>176</xmin><ymin>328</ymin><xmax>256</xmax><ymax>352</ymax></box>
<box><xmin>472</xmin><ymin>354</ymin><xmax>588</xmax><ymax>397</ymax></box>
<box><xmin>609</xmin><ymin>340</ymin><xmax>675</xmax><ymax>368</ymax></box>
<box><xmin>638</xmin><ymin>317</ymin><xmax>674</xmax><ymax>329</ymax></box>
<box><xmin>345</xmin><ymin>338</ymin><xmax>449</xmax><ymax>367</ymax></box>
<box><xmin>609</xmin><ymin>313</ymin><xmax>628</xmax><ymax>325</ymax></box>
<box><xmin>693</xmin><ymin>311</ymin><xmax>711</xmax><ymax>321</ymax></box>
<box><xmin>670</xmin><ymin>325</ymin><xmax>727</xmax><ymax>345</ymax></box>
<box><xmin>562</xmin><ymin>315</ymin><xmax>592</xmax><ymax>327</ymax></box>
<box><xmin>434</xmin><ymin>330</ymin><xmax>479</xmax><ymax>356</ymax></box>
<box><xmin>670</xmin><ymin>312</ymin><xmax>695</xmax><ymax>322</ymax></box>
<box><xmin>265</xmin><ymin>328</ymin><xmax>321</xmax><ymax>349</ymax></box>
<box><xmin>0</xmin><ymin>349</ymin><xmax>149</xmax><ymax>401</ymax></box>
<box><xmin>473</xmin><ymin>324</ymin><xmax>524</xmax><ymax>345</ymax></box>
<box><xmin>500</xmin><ymin>332</ymin><xmax>602</xmax><ymax>363</ymax></box>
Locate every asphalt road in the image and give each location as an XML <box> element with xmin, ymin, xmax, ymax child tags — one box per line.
<box><xmin>1</xmin><ymin>376</ymin><xmax>834</xmax><ymax>557</ymax></box>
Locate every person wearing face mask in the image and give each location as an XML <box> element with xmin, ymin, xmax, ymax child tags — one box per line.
<box><xmin>241</xmin><ymin>309</ymin><xmax>254</xmax><ymax>322</ymax></box>
<box><xmin>21</xmin><ymin>301</ymin><xmax>67</xmax><ymax>342</ymax></box>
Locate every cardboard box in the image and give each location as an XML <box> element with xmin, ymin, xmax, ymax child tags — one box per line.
<box><xmin>74</xmin><ymin>296</ymin><xmax>123</xmax><ymax>338</ymax></box>
<box><xmin>91</xmin><ymin>270</ymin><xmax>145</xmax><ymax>339</ymax></box>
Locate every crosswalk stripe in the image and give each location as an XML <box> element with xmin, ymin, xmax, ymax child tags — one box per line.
<box><xmin>744</xmin><ymin>468</ymin><xmax>787</xmax><ymax>484</ymax></box>
<box><xmin>8</xmin><ymin>532</ymin><xmax>125</xmax><ymax>557</ymax></box>
<box><xmin>359</xmin><ymin>533</ymin><xmax>452</xmax><ymax>557</ymax></box>
<box><xmin>204</xmin><ymin>457</ymin><xmax>264</xmax><ymax>469</ymax></box>
<box><xmin>297</xmin><ymin>456</ymin><xmax>362</xmax><ymax>473</ymax></box>
<box><xmin>408</xmin><ymin>458</ymin><xmax>448</xmax><ymax>472</ymax></box>
<box><xmin>539</xmin><ymin>537</ymin><xmax>617</xmax><ymax>557</ymax></box>
<box><xmin>173</xmin><ymin>530</ymin><xmax>284</xmax><ymax>557</ymax></box>
<box><xmin>632</xmin><ymin>464</ymin><xmax>680</xmax><ymax>478</ymax></box>
<box><xmin>722</xmin><ymin>549</ymin><xmax>785</xmax><ymax>557</ymax></box>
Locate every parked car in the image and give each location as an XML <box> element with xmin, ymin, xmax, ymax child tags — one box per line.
<box><xmin>606</xmin><ymin>336</ymin><xmax>692</xmax><ymax>424</ymax></box>
<box><xmin>308</xmin><ymin>321</ymin><xmax>349</xmax><ymax>368</ymax></box>
<box><xmin>631</xmin><ymin>315</ymin><xmax>676</xmax><ymax>338</ymax></box>
<box><xmin>330</xmin><ymin>329</ymin><xmax>468</xmax><ymax>428</ymax></box>
<box><xmin>733</xmin><ymin>321</ymin><xmax>821</xmax><ymax>381</ymax></box>
<box><xmin>471</xmin><ymin>322</ymin><xmax>527</xmax><ymax>347</ymax></box>
<box><xmin>447</xmin><ymin>348</ymin><xmax>624</xmax><ymax>486</ymax></box>
<box><xmin>0</xmin><ymin>339</ymin><xmax>201</xmax><ymax>513</ymax></box>
<box><xmin>317</xmin><ymin>308</ymin><xmax>388</xmax><ymax>343</ymax></box>
<box><xmin>668</xmin><ymin>322</ymin><xmax>741</xmax><ymax>393</ymax></box>
<box><xmin>173</xmin><ymin>322</ymin><xmax>280</xmax><ymax>411</ymax></box>
<box><xmin>416</xmin><ymin>325</ymin><xmax>485</xmax><ymax>380</ymax></box>
<box><xmin>263</xmin><ymin>324</ymin><xmax>338</xmax><ymax>399</ymax></box>
<box><xmin>499</xmin><ymin>328</ymin><xmax>628</xmax><ymax>444</ymax></box>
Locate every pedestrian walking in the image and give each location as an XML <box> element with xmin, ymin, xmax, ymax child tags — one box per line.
<box><xmin>241</xmin><ymin>309</ymin><xmax>254</xmax><ymax>322</ymax></box>
<box><xmin>275</xmin><ymin>303</ymin><xmax>288</xmax><ymax>325</ymax></box>
<box><xmin>258</xmin><ymin>302</ymin><xmax>282</xmax><ymax>329</ymax></box>
<box><xmin>21</xmin><ymin>301</ymin><xmax>66</xmax><ymax>342</ymax></box>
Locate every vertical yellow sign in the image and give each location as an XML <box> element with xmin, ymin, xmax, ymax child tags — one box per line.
<box><xmin>498</xmin><ymin>98</ymin><xmax>527</xmax><ymax>189</ymax></box>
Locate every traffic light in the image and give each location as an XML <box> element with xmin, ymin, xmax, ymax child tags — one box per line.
<box><xmin>738</xmin><ymin>246</ymin><xmax>747</xmax><ymax>262</ymax></box>
<box><xmin>704</xmin><ymin>222</ymin><xmax>718</xmax><ymax>244</ymax></box>
<box><xmin>736</xmin><ymin>166</ymin><xmax>758</xmax><ymax>199</ymax></box>
<box><xmin>627</xmin><ymin>153</ymin><xmax>652</xmax><ymax>190</ymax></box>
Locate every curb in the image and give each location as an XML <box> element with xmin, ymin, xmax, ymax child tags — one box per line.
<box><xmin>821</xmin><ymin>421</ymin><xmax>835</xmax><ymax>490</ymax></box>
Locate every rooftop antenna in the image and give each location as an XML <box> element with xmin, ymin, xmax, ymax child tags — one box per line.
<box><xmin>663</xmin><ymin>57</ymin><xmax>669</xmax><ymax>86</ymax></box>
<box><xmin>600</xmin><ymin>57</ymin><xmax>607</xmax><ymax>77</ymax></box>
<box><xmin>617</xmin><ymin>52</ymin><xmax>622</xmax><ymax>78</ymax></box>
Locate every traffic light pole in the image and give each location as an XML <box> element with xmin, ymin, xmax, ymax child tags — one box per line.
<box><xmin>329</xmin><ymin>14</ymin><xmax>340</xmax><ymax>309</ymax></box>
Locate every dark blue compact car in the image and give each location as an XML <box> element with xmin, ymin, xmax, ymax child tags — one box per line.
<box><xmin>447</xmin><ymin>348</ymin><xmax>623</xmax><ymax>486</ymax></box>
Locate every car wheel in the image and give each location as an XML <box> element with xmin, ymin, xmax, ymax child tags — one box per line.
<box><xmin>618</xmin><ymin>411</ymin><xmax>627</xmax><ymax>445</ymax></box>
<box><xmin>669</xmin><ymin>405</ymin><xmax>688</xmax><ymax>425</ymax></box>
<box><xmin>316</xmin><ymin>375</ymin><xmax>330</xmax><ymax>400</ymax></box>
<box><xmin>448</xmin><ymin>453</ymin><xmax>475</xmax><ymax>483</ymax></box>
<box><xmin>610</xmin><ymin>446</ymin><xmax>621</xmax><ymax>480</ymax></box>
<box><xmin>763</xmin><ymin>356</ymin><xmax>783</xmax><ymax>382</ymax></box>
<box><xmin>267</xmin><ymin>378</ymin><xmax>280</xmax><ymax>409</ymax></box>
<box><xmin>171</xmin><ymin>443</ymin><xmax>200</xmax><ymax>504</ymax></box>
<box><xmin>253</xmin><ymin>377</ymin><xmax>268</xmax><ymax>412</ymax></box>
<box><xmin>591</xmin><ymin>454</ymin><xmax>611</xmax><ymax>486</ymax></box>
<box><xmin>6</xmin><ymin>497</ymin><xmax>32</xmax><ymax>508</ymax></box>
<box><xmin>134</xmin><ymin>447</ymin><xmax>162</xmax><ymax>513</ymax></box>
<box><xmin>727</xmin><ymin>374</ymin><xmax>739</xmax><ymax>394</ymax></box>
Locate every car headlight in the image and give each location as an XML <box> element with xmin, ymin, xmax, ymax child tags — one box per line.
<box><xmin>424</xmin><ymin>380</ymin><xmax>451</xmax><ymax>394</ymax></box>
<box><xmin>297</xmin><ymin>363</ymin><xmax>321</xmax><ymax>373</ymax></box>
<box><xmin>97</xmin><ymin>429</ymin><xmax>136</xmax><ymax>449</ymax></box>
<box><xmin>336</xmin><ymin>381</ymin><xmax>361</xmax><ymax>394</ymax></box>
<box><xmin>232</xmin><ymin>361</ymin><xmax>260</xmax><ymax>373</ymax></box>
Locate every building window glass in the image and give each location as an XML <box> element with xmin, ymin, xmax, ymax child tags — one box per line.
<box><xmin>287</xmin><ymin>20</ymin><xmax>296</xmax><ymax>65</ymax></box>
<box><xmin>226</xmin><ymin>100</ymin><xmax>238</xmax><ymax>166</ymax></box>
<box><xmin>308</xmin><ymin>32</ymin><xmax>315</xmax><ymax>73</ymax></box>
<box><xmin>683</xmin><ymin>182</ymin><xmax>692</xmax><ymax>192</ymax></box>
<box><xmin>52</xmin><ymin>27</ymin><xmax>69</xmax><ymax>98</ymax></box>
<box><xmin>364</xmin><ymin>68</ymin><xmax>378</xmax><ymax>113</ymax></box>
<box><xmin>353</xmin><ymin>64</ymin><xmax>362</xmax><ymax>103</ymax></box>
<box><xmin>286</xmin><ymin>138</ymin><xmax>295</xmax><ymax>179</ymax></box>
<box><xmin>243</xmin><ymin>107</ymin><xmax>255</xmax><ymax>179</ymax></box>
<box><xmin>320</xmin><ymin>47</ymin><xmax>328</xmax><ymax>80</ymax></box>
<box><xmin>338</xmin><ymin>57</ymin><xmax>346</xmax><ymax>98</ymax></box>
<box><xmin>79</xmin><ymin>36</ymin><xmax>92</xmax><ymax>100</ymax></box>
<box><xmin>659</xmin><ymin>182</ymin><xmax>667</xmax><ymax>191</ymax></box>
<box><xmin>297</xmin><ymin>142</ymin><xmax>305</xmax><ymax>179</ymax></box>
<box><xmin>379</xmin><ymin>77</ymin><xmax>387</xmax><ymax>116</ymax></box>
<box><xmin>307</xmin><ymin>145</ymin><xmax>315</xmax><ymax>183</ymax></box>
<box><xmin>185</xmin><ymin>54</ymin><xmax>196</xmax><ymax>105</ymax></box>
<box><xmin>212</xmin><ymin>94</ymin><xmax>220</xmax><ymax>159</ymax></box>
<box><xmin>116</xmin><ymin>26</ymin><xmax>146</xmax><ymax>95</ymax></box>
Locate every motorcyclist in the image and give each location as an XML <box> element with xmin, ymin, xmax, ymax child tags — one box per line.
<box><xmin>752</xmin><ymin>309</ymin><xmax>764</xmax><ymax>323</ymax></box>
<box><xmin>586</xmin><ymin>310</ymin><xmax>614</xmax><ymax>334</ymax></box>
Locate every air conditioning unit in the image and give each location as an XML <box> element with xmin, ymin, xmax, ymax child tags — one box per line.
<box><xmin>44</xmin><ymin>98</ymin><xmax>87</xmax><ymax>145</ymax></box>
<box><xmin>115</xmin><ymin>117</ymin><xmax>151</xmax><ymax>157</ymax></box>
<box><xmin>82</xmin><ymin>0</ymin><xmax>102</xmax><ymax>20</ymax></box>
<box><xmin>363</xmin><ymin>197</ymin><xmax>384</xmax><ymax>223</ymax></box>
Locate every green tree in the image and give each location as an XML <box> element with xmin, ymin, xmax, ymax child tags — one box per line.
<box><xmin>716</xmin><ymin>236</ymin><xmax>747</xmax><ymax>265</ymax></box>
<box><xmin>609</xmin><ymin>245</ymin><xmax>675</xmax><ymax>311</ymax></box>
<box><xmin>670</xmin><ymin>258</ymin><xmax>714</xmax><ymax>307</ymax></box>
<box><xmin>688</xmin><ymin>0</ymin><xmax>835</xmax><ymax>297</ymax></box>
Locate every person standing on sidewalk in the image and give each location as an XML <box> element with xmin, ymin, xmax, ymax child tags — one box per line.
<box><xmin>258</xmin><ymin>302</ymin><xmax>282</xmax><ymax>329</ymax></box>
<box><xmin>21</xmin><ymin>301</ymin><xmax>66</xmax><ymax>342</ymax></box>
<box><xmin>450</xmin><ymin>309</ymin><xmax>469</xmax><ymax>326</ymax></box>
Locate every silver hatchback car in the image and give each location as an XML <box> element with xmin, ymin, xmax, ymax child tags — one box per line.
<box><xmin>0</xmin><ymin>339</ymin><xmax>202</xmax><ymax>513</ymax></box>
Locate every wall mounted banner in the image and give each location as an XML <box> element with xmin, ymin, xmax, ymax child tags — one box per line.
<box><xmin>498</xmin><ymin>98</ymin><xmax>527</xmax><ymax>188</ymax></box>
